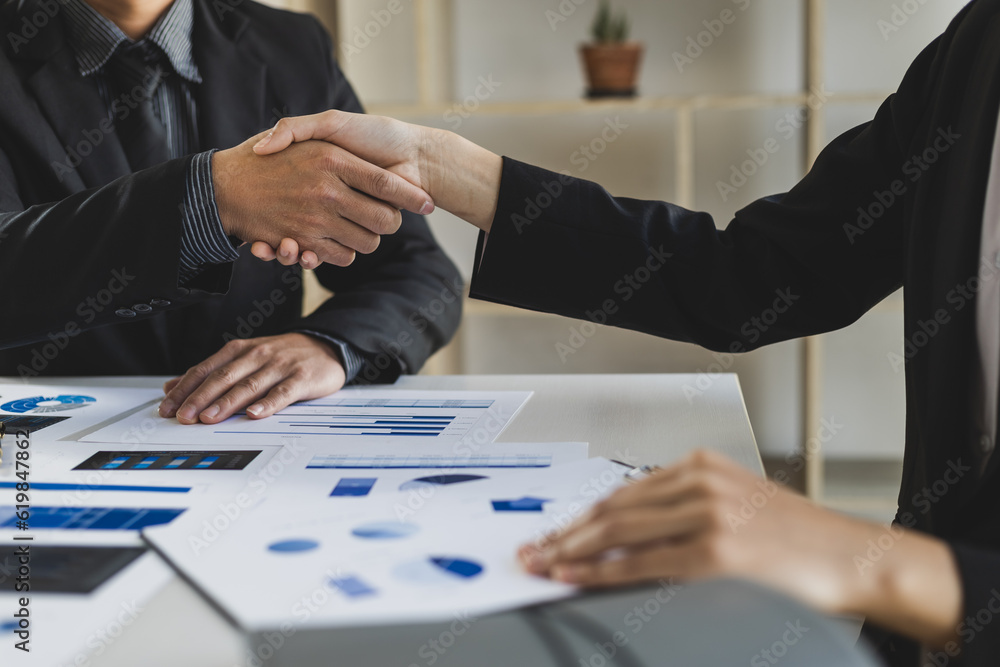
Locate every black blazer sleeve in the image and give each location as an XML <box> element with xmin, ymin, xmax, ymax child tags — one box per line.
<box><xmin>0</xmin><ymin>152</ymin><xmax>231</xmax><ymax>350</ymax></box>
<box><xmin>292</xmin><ymin>19</ymin><xmax>463</xmax><ymax>382</ymax></box>
<box><xmin>469</xmin><ymin>37</ymin><xmax>949</xmax><ymax>354</ymax></box>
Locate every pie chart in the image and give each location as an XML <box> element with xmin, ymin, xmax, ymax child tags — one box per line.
<box><xmin>351</xmin><ymin>521</ymin><xmax>420</xmax><ymax>540</ymax></box>
<box><xmin>1</xmin><ymin>395</ymin><xmax>96</xmax><ymax>414</ymax></box>
<box><xmin>398</xmin><ymin>474</ymin><xmax>487</xmax><ymax>492</ymax></box>
<box><xmin>393</xmin><ymin>556</ymin><xmax>485</xmax><ymax>585</ymax></box>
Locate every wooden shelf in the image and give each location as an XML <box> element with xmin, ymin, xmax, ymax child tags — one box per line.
<box><xmin>370</xmin><ymin>91</ymin><xmax>891</xmax><ymax>120</ymax></box>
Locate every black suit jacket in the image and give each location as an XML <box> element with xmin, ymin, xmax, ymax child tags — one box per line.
<box><xmin>0</xmin><ymin>0</ymin><xmax>461</xmax><ymax>380</ymax></box>
<box><xmin>471</xmin><ymin>1</ymin><xmax>1000</xmax><ymax>664</ymax></box>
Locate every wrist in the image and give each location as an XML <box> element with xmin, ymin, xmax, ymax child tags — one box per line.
<box><xmin>211</xmin><ymin>148</ymin><xmax>244</xmax><ymax>241</ymax></box>
<box><xmin>854</xmin><ymin>528</ymin><xmax>962</xmax><ymax>648</ymax></box>
<box><xmin>422</xmin><ymin>128</ymin><xmax>502</xmax><ymax>232</ymax></box>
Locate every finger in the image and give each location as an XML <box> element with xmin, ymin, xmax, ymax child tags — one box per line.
<box><xmin>310</xmin><ymin>238</ymin><xmax>357</xmax><ymax>267</ymax></box>
<box><xmin>299</xmin><ymin>250</ymin><xmax>321</xmax><ymax>270</ymax></box>
<box><xmin>173</xmin><ymin>349</ymin><xmax>264</xmax><ymax>424</ymax></box>
<box><xmin>528</xmin><ymin>503</ymin><xmax>715</xmax><ymax>573</ymax></box>
<box><xmin>162</xmin><ymin>377</ymin><xmax>181</xmax><ymax>395</ymax></box>
<box><xmin>276</xmin><ymin>237</ymin><xmax>300</xmax><ymax>266</ymax></box>
<box><xmin>322</xmin><ymin>188</ymin><xmax>395</xmax><ymax>248</ymax></box>
<box><xmin>332</xmin><ymin>150</ymin><xmax>431</xmax><ymax>219</ymax></box>
<box><xmin>590</xmin><ymin>463</ymin><xmax>728</xmax><ymax>516</ymax></box>
<box><xmin>549</xmin><ymin>541</ymin><xmax>705</xmax><ymax>588</ymax></box>
<box><xmin>159</xmin><ymin>342</ymin><xmax>247</xmax><ymax>418</ymax></box>
<box><xmin>251</xmin><ymin>242</ymin><xmax>278</xmax><ymax>261</ymax></box>
<box><xmin>253</xmin><ymin>111</ymin><xmax>349</xmax><ymax>154</ymax></box>
<box><xmin>196</xmin><ymin>366</ymin><xmax>287</xmax><ymax>424</ymax></box>
<box><xmin>244</xmin><ymin>378</ymin><xmax>306</xmax><ymax>419</ymax></box>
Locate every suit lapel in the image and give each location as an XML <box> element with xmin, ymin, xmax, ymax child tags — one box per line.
<box><xmin>191</xmin><ymin>0</ymin><xmax>268</xmax><ymax>150</ymax></box>
<box><xmin>14</xmin><ymin>0</ymin><xmax>131</xmax><ymax>188</ymax></box>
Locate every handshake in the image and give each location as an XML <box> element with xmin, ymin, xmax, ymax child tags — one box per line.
<box><xmin>213</xmin><ymin>110</ymin><xmax>503</xmax><ymax>268</ymax></box>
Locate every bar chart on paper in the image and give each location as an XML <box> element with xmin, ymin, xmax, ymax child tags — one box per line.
<box><xmin>81</xmin><ymin>390</ymin><xmax>533</xmax><ymax>447</ymax></box>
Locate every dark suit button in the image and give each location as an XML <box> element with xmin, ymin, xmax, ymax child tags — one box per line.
<box><xmin>115</xmin><ymin>308</ymin><xmax>137</xmax><ymax>318</ymax></box>
<box><xmin>133</xmin><ymin>304</ymin><xmax>153</xmax><ymax>313</ymax></box>
<box><xmin>150</xmin><ymin>299</ymin><xmax>171</xmax><ymax>307</ymax></box>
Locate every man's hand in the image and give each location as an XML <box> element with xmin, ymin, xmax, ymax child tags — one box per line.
<box><xmin>213</xmin><ymin>132</ymin><xmax>434</xmax><ymax>267</ymax></box>
<box><xmin>157</xmin><ymin>333</ymin><xmax>347</xmax><ymax>424</ymax></box>
<box><xmin>253</xmin><ymin>110</ymin><xmax>502</xmax><ymax>234</ymax></box>
<box><xmin>519</xmin><ymin>449</ymin><xmax>963</xmax><ymax>648</ymax></box>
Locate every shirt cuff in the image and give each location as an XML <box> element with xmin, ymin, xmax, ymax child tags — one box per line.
<box><xmin>178</xmin><ymin>150</ymin><xmax>241</xmax><ymax>283</ymax></box>
<box><xmin>295</xmin><ymin>330</ymin><xmax>367</xmax><ymax>384</ymax></box>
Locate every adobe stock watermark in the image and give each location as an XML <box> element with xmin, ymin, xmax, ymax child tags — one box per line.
<box><xmin>55</xmin><ymin>600</ymin><xmax>144</xmax><ymax>667</ymax></box>
<box><xmin>877</xmin><ymin>0</ymin><xmax>930</xmax><ymax>41</ymax></box>
<box><xmin>555</xmin><ymin>245</ymin><xmax>672</xmax><ymax>363</ymax></box>
<box><xmin>577</xmin><ymin>579</ymin><xmax>683</xmax><ymax>667</ymax></box>
<box><xmin>340</xmin><ymin>0</ymin><xmax>413</xmax><ymax>63</ymax></box>
<box><xmin>510</xmin><ymin>116</ymin><xmax>629</xmax><ymax>234</ymax></box>
<box><xmin>444</xmin><ymin>74</ymin><xmax>501</xmax><ymax>131</ymax></box>
<box><xmin>716</xmin><ymin>85</ymin><xmax>830</xmax><ymax>203</ymax></box>
<box><xmin>17</xmin><ymin>267</ymin><xmax>136</xmax><ymax>379</ymax></box>
<box><xmin>886</xmin><ymin>250</ymin><xmax>995</xmax><ymax>373</ymax></box>
<box><xmin>681</xmin><ymin>288</ymin><xmax>800</xmax><ymax>403</ymax></box>
<box><xmin>726</xmin><ymin>415</ymin><xmax>844</xmax><ymax>533</ymax></box>
<box><xmin>6</xmin><ymin>0</ymin><xmax>68</xmax><ymax>54</ymax></box>
<box><xmin>50</xmin><ymin>68</ymin><xmax>170</xmax><ymax>182</ymax></box>
<box><xmin>854</xmin><ymin>458</ymin><xmax>970</xmax><ymax>575</ymax></box>
<box><xmin>844</xmin><ymin>126</ymin><xmax>960</xmax><ymax>245</ymax></box>
<box><xmin>672</xmin><ymin>0</ymin><xmax>754</xmax><ymax>73</ymax></box>
<box><xmin>750</xmin><ymin>619</ymin><xmax>810</xmax><ymax>666</ymax></box>
<box><xmin>406</xmin><ymin>611</ymin><xmax>477</xmax><ymax>667</ymax></box>
<box><xmin>544</xmin><ymin>0</ymin><xmax>591</xmax><ymax>32</ymax></box>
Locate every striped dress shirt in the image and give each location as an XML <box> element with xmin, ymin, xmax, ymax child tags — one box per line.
<box><xmin>60</xmin><ymin>0</ymin><xmax>367</xmax><ymax>381</ymax></box>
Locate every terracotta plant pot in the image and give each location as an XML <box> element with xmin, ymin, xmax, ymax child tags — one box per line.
<box><xmin>580</xmin><ymin>42</ymin><xmax>644</xmax><ymax>98</ymax></box>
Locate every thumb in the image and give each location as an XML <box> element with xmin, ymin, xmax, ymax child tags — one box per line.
<box><xmin>253</xmin><ymin>110</ymin><xmax>350</xmax><ymax>155</ymax></box>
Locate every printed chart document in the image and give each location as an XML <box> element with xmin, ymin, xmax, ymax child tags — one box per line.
<box><xmin>0</xmin><ymin>384</ymin><xmax>162</xmax><ymax>443</ymax></box>
<box><xmin>143</xmin><ymin>458</ymin><xmax>627</xmax><ymax>631</ymax></box>
<box><xmin>82</xmin><ymin>389</ymin><xmax>532</xmax><ymax>448</ymax></box>
<box><xmin>265</xmin><ymin>442</ymin><xmax>590</xmax><ymax>497</ymax></box>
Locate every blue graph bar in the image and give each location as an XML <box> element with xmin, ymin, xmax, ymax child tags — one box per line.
<box><xmin>194</xmin><ymin>456</ymin><xmax>220</xmax><ymax>469</ymax></box>
<box><xmin>0</xmin><ymin>506</ymin><xmax>184</xmax><ymax>530</ymax></box>
<box><xmin>165</xmin><ymin>457</ymin><xmax>189</xmax><ymax>469</ymax></box>
<box><xmin>0</xmin><ymin>482</ymin><xmax>190</xmax><ymax>494</ymax></box>
<box><xmin>102</xmin><ymin>456</ymin><xmax>130</xmax><ymax>470</ymax></box>
<box><xmin>330</xmin><ymin>478</ymin><xmax>377</xmax><ymax>497</ymax></box>
<box><xmin>308</xmin><ymin>454</ymin><xmax>553</xmax><ymax>469</ymax></box>
<box><xmin>133</xmin><ymin>457</ymin><xmax>158</xmax><ymax>469</ymax></box>
<box><xmin>302</xmin><ymin>399</ymin><xmax>492</xmax><ymax>409</ymax></box>
<box><xmin>329</xmin><ymin>575</ymin><xmax>377</xmax><ymax>598</ymax></box>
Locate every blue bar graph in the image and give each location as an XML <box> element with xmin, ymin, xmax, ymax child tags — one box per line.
<box><xmin>0</xmin><ymin>506</ymin><xmax>184</xmax><ymax>530</ymax></box>
<box><xmin>194</xmin><ymin>456</ymin><xmax>219</xmax><ymax>469</ymax></box>
<box><xmin>102</xmin><ymin>456</ymin><xmax>130</xmax><ymax>470</ymax></box>
<box><xmin>330</xmin><ymin>478</ymin><xmax>377</xmax><ymax>497</ymax></box>
<box><xmin>133</xmin><ymin>457</ymin><xmax>158</xmax><ymax>469</ymax></box>
<box><xmin>308</xmin><ymin>454</ymin><xmax>553</xmax><ymax>469</ymax></box>
<box><xmin>0</xmin><ymin>482</ymin><xmax>189</xmax><ymax>494</ymax></box>
<box><xmin>329</xmin><ymin>575</ymin><xmax>377</xmax><ymax>598</ymax></box>
<box><xmin>164</xmin><ymin>457</ymin><xmax>189</xmax><ymax>469</ymax></box>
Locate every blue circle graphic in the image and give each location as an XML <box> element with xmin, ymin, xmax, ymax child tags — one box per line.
<box><xmin>1</xmin><ymin>395</ymin><xmax>96</xmax><ymax>414</ymax></box>
<box><xmin>268</xmin><ymin>539</ymin><xmax>320</xmax><ymax>553</ymax></box>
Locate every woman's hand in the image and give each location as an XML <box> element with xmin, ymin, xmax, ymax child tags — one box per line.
<box><xmin>519</xmin><ymin>449</ymin><xmax>962</xmax><ymax>648</ymax></box>
<box><xmin>248</xmin><ymin>110</ymin><xmax>503</xmax><ymax>269</ymax></box>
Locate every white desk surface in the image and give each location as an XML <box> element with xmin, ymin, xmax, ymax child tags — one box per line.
<box><xmin>9</xmin><ymin>373</ymin><xmax>761</xmax><ymax>666</ymax></box>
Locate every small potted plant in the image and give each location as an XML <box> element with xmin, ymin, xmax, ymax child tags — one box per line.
<box><xmin>580</xmin><ymin>0</ymin><xmax>643</xmax><ymax>98</ymax></box>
